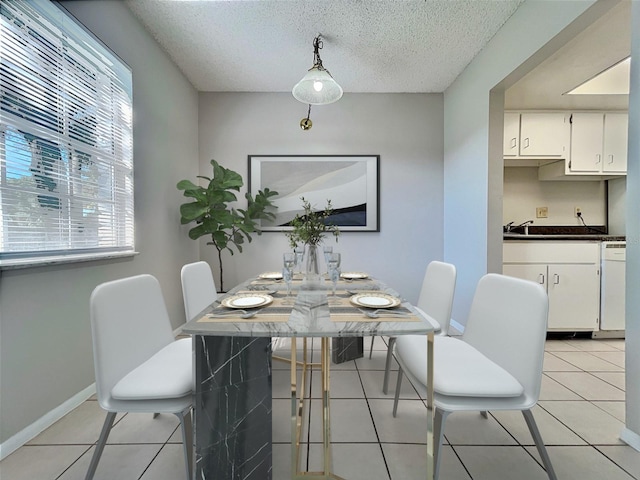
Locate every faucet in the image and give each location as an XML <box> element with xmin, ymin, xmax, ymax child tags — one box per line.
<box><xmin>504</xmin><ymin>221</ymin><xmax>515</xmax><ymax>233</ymax></box>
<box><xmin>516</xmin><ymin>220</ymin><xmax>534</xmax><ymax>235</ymax></box>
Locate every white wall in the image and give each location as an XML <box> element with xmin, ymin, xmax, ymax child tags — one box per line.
<box><xmin>503</xmin><ymin>167</ymin><xmax>607</xmax><ymax>226</ymax></box>
<box><xmin>623</xmin><ymin>0</ymin><xmax>640</xmax><ymax>450</ymax></box>
<box><xmin>444</xmin><ymin>0</ymin><xmax>639</xmax><ymax>449</ymax></box>
<box><xmin>0</xmin><ymin>0</ymin><xmax>199</xmax><ymax>448</ymax></box>
<box><xmin>443</xmin><ymin>0</ymin><xmax>602</xmax><ymax>325</ymax></box>
<box><xmin>197</xmin><ymin>93</ymin><xmax>444</xmax><ymax>302</ymax></box>
<box><xmin>608</xmin><ymin>176</ymin><xmax>626</xmax><ymax>235</ymax></box>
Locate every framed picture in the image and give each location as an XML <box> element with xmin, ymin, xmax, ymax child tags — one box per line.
<box><xmin>248</xmin><ymin>155</ymin><xmax>380</xmax><ymax>232</ymax></box>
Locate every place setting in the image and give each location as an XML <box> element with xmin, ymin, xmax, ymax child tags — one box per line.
<box><xmin>199</xmin><ymin>291</ymin><xmax>293</xmax><ymax>323</ymax></box>
<box><xmin>201</xmin><ymin>252</ymin><xmax>307</xmax><ymax>323</ymax></box>
<box><xmin>340</xmin><ymin>271</ymin><xmax>369</xmax><ymax>281</ymax></box>
<box><xmin>329</xmin><ymin>289</ymin><xmax>420</xmax><ymax>322</ymax></box>
<box><xmin>249</xmin><ymin>270</ymin><xmax>284</xmax><ymax>286</ymax></box>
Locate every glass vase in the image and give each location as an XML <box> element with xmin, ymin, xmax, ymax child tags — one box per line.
<box><xmin>304</xmin><ymin>244</ymin><xmax>321</xmax><ymax>285</ymax></box>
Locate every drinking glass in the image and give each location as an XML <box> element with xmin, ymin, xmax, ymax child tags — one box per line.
<box><xmin>294</xmin><ymin>246</ymin><xmax>305</xmax><ymax>274</ymax></box>
<box><xmin>283</xmin><ymin>253</ymin><xmax>295</xmax><ymax>303</ymax></box>
<box><xmin>327</xmin><ymin>252</ymin><xmax>341</xmax><ymax>300</ymax></box>
<box><xmin>283</xmin><ymin>252</ymin><xmax>296</xmax><ymax>271</ymax></box>
<box><xmin>323</xmin><ymin>246</ymin><xmax>333</xmax><ymax>274</ymax></box>
<box><xmin>282</xmin><ymin>267</ymin><xmax>293</xmax><ymax>304</ymax></box>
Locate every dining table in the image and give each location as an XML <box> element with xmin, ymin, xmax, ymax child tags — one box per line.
<box><xmin>181</xmin><ymin>272</ymin><xmax>437</xmax><ymax>480</ymax></box>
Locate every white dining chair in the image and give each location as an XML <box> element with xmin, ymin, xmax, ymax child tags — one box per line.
<box><xmin>181</xmin><ymin>261</ymin><xmax>218</xmax><ymax>321</ymax></box>
<box><xmin>381</xmin><ymin>261</ymin><xmax>456</xmax><ymax>395</ymax></box>
<box><xmin>86</xmin><ymin>274</ymin><xmax>193</xmax><ymax>480</ymax></box>
<box><xmin>393</xmin><ymin>273</ymin><xmax>556</xmax><ymax>480</ymax></box>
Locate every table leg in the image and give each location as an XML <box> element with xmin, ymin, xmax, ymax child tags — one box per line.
<box><xmin>322</xmin><ymin>337</ymin><xmax>332</xmax><ymax>475</ymax></box>
<box><xmin>426</xmin><ymin>332</ymin><xmax>434</xmax><ymax>480</ymax></box>
<box><xmin>291</xmin><ymin>338</ymin><xmax>314</xmax><ymax>478</ymax></box>
<box><xmin>291</xmin><ymin>337</ymin><xmax>298</xmax><ymax>478</ymax></box>
<box><xmin>290</xmin><ymin>337</ymin><xmax>346</xmax><ymax>480</ymax></box>
<box><xmin>331</xmin><ymin>337</ymin><xmax>363</xmax><ymax>363</ymax></box>
<box><xmin>194</xmin><ymin>335</ymin><xmax>272</xmax><ymax>479</ymax></box>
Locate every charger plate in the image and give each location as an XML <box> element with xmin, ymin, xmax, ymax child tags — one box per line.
<box><xmin>258</xmin><ymin>271</ymin><xmax>283</xmax><ymax>280</ymax></box>
<box><xmin>349</xmin><ymin>292</ymin><xmax>401</xmax><ymax>309</ymax></box>
<box><xmin>221</xmin><ymin>293</ymin><xmax>273</xmax><ymax>309</ymax></box>
<box><xmin>341</xmin><ymin>272</ymin><xmax>369</xmax><ymax>280</ymax></box>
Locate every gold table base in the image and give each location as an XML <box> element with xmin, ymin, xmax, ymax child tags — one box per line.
<box><xmin>289</xmin><ymin>333</ymin><xmax>435</xmax><ymax>480</ymax></box>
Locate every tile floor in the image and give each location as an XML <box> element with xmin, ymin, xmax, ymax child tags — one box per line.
<box><xmin>2</xmin><ymin>335</ymin><xmax>639</xmax><ymax>480</ymax></box>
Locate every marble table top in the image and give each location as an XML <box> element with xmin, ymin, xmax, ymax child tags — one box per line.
<box><xmin>182</xmin><ymin>275</ymin><xmax>436</xmax><ymax>338</ymax></box>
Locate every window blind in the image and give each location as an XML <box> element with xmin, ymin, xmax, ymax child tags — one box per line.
<box><xmin>0</xmin><ymin>0</ymin><xmax>134</xmax><ymax>261</ymax></box>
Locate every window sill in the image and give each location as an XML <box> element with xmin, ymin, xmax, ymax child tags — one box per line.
<box><xmin>0</xmin><ymin>251</ymin><xmax>139</xmax><ymax>270</ymax></box>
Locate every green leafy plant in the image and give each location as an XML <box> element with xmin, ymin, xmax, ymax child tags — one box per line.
<box><xmin>285</xmin><ymin>197</ymin><xmax>340</xmax><ymax>249</ymax></box>
<box><xmin>177</xmin><ymin>159</ymin><xmax>278</xmax><ymax>291</ymax></box>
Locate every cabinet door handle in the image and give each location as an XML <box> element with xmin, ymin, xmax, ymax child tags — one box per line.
<box><xmin>596</xmin><ymin>154</ymin><xmax>601</xmax><ymax>164</ymax></box>
<box><xmin>553</xmin><ymin>274</ymin><xmax>560</xmax><ymax>285</ymax></box>
<box><xmin>538</xmin><ymin>273</ymin><xmax>545</xmax><ymax>285</ymax></box>
<box><xmin>608</xmin><ymin>154</ymin><xmax>614</xmax><ymax>164</ymax></box>
<box><xmin>523</xmin><ymin>137</ymin><xmax>530</xmax><ymax>149</ymax></box>
<box><xmin>511</xmin><ymin>138</ymin><xmax>517</xmax><ymax>149</ymax></box>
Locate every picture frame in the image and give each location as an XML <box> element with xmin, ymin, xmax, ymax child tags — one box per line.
<box><xmin>248</xmin><ymin>155</ymin><xmax>380</xmax><ymax>232</ymax></box>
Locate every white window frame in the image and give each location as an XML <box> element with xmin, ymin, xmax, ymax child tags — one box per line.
<box><xmin>0</xmin><ymin>0</ymin><xmax>134</xmax><ymax>268</ymax></box>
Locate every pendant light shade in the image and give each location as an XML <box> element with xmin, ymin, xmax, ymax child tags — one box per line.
<box><xmin>292</xmin><ymin>35</ymin><xmax>343</xmax><ymax>106</ymax></box>
<box><xmin>292</xmin><ymin>67</ymin><xmax>343</xmax><ymax>105</ymax></box>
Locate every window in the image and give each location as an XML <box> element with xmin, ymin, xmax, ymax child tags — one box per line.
<box><xmin>0</xmin><ymin>0</ymin><xmax>133</xmax><ymax>265</ymax></box>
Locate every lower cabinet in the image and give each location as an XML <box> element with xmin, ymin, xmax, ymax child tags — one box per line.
<box><xmin>503</xmin><ymin>242</ymin><xmax>600</xmax><ymax>332</ymax></box>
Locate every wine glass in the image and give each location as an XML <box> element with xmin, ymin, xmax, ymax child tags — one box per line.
<box><xmin>323</xmin><ymin>246</ymin><xmax>333</xmax><ymax>274</ymax></box>
<box><xmin>283</xmin><ymin>253</ymin><xmax>295</xmax><ymax>303</ymax></box>
<box><xmin>283</xmin><ymin>252</ymin><xmax>296</xmax><ymax>271</ymax></box>
<box><xmin>294</xmin><ymin>246</ymin><xmax>305</xmax><ymax>274</ymax></box>
<box><xmin>282</xmin><ymin>267</ymin><xmax>293</xmax><ymax>304</ymax></box>
<box><xmin>327</xmin><ymin>252</ymin><xmax>341</xmax><ymax>300</ymax></box>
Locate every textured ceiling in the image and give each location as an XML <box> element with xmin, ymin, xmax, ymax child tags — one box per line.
<box><xmin>505</xmin><ymin>0</ymin><xmax>631</xmax><ymax>110</ymax></box>
<box><xmin>125</xmin><ymin>0</ymin><xmax>524</xmax><ymax>93</ymax></box>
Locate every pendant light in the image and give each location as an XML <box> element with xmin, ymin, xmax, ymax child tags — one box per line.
<box><xmin>292</xmin><ymin>35</ymin><xmax>343</xmax><ymax>105</ymax></box>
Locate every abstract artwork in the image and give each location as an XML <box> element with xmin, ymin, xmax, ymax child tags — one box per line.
<box><xmin>248</xmin><ymin>155</ymin><xmax>379</xmax><ymax>231</ymax></box>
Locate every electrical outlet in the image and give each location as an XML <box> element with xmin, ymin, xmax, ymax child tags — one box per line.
<box><xmin>574</xmin><ymin>207</ymin><xmax>582</xmax><ymax>217</ymax></box>
<box><xmin>536</xmin><ymin>207</ymin><xmax>548</xmax><ymax>218</ymax></box>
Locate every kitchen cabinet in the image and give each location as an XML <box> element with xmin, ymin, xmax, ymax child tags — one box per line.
<box><xmin>503</xmin><ymin>112</ymin><xmax>520</xmax><ymax>156</ymax></box>
<box><xmin>503</xmin><ymin>112</ymin><xmax>569</xmax><ymax>158</ymax></box>
<box><xmin>603</xmin><ymin>113</ymin><xmax>628</xmax><ymax>173</ymax></box>
<box><xmin>568</xmin><ymin>112</ymin><xmax>628</xmax><ymax>174</ymax></box>
<box><xmin>503</xmin><ymin>242</ymin><xmax>600</xmax><ymax>332</ymax></box>
<box><xmin>519</xmin><ymin>113</ymin><xmax>569</xmax><ymax>157</ymax></box>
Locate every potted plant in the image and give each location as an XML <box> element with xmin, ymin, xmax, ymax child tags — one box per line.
<box><xmin>285</xmin><ymin>197</ymin><xmax>340</xmax><ymax>280</ymax></box>
<box><xmin>177</xmin><ymin>159</ymin><xmax>278</xmax><ymax>291</ymax></box>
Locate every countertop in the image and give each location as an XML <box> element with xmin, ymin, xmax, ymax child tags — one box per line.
<box><xmin>504</xmin><ymin>233</ymin><xmax>625</xmax><ymax>241</ymax></box>
<box><xmin>503</xmin><ymin>225</ymin><xmax>624</xmax><ymax>242</ymax></box>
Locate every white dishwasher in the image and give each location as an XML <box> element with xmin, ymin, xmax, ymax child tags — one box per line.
<box><xmin>599</xmin><ymin>241</ymin><xmax>626</xmax><ymax>335</ymax></box>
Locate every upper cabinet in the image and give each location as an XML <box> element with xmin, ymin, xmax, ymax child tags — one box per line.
<box><xmin>505</xmin><ymin>110</ymin><xmax>629</xmax><ymax>180</ymax></box>
<box><xmin>503</xmin><ymin>112</ymin><xmax>520</xmax><ymax>156</ymax></box>
<box><xmin>520</xmin><ymin>113</ymin><xmax>570</xmax><ymax>157</ymax></box>
<box><xmin>603</xmin><ymin>113</ymin><xmax>628</xmax><ymax>173</ymax></box>
<box><xmin>503</xmin><ymin>112</ymin><xmax>570</xmax><ymax>158</ymax></box>
<box><xmin>568</xmin><ymin>112</ymin><xmax>628</xmax><ymax>174</ymax></box>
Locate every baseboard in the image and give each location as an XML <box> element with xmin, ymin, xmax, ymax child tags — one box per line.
<box><xmin>620</xmin><ymin>427</ymin><xmax>640</xmax><ymax>452</ymax></box>
<box><xmin>591</xmin><ymin>329</ymin><xmax>625</xmax><ymax>339</ymax></box>
<box><xmin>449</xmin><ymin>318</ymin><xmax>465</xmax><ymax>336</ymax></box>
<box><xmin>0</xmin><ymin>384</ymin><xmax>96</xmax><ymax>461</ymax></box>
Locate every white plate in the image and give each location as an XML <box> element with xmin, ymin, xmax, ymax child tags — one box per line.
<box><xmin>350</xmin><ymin>292</ymin><xmax>401</xmax><ymax>309</ymax></box>
<box><xmin>221</xmin><ymin>293</ymin><xmax>273</xmax><ymax>309</ymax></box>
<box><xmin>341</xmin><ymin>272</ymin><xmax>369</xmax><ymax>280</ymax></box>
<box><xmin>258</xmin><ymin>271</ymin><xmax>283</xmax><ymax>280</ymax></box>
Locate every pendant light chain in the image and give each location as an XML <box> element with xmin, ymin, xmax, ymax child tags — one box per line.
<box><xmin>300</xmin><ymin>104</ymin><xmax>313</xmax><ymax>131</ymax></box>
<box><xmin>313</xmin><ymin>36</ymin><xmax>324</xmax><ymax>70</ymax></box>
